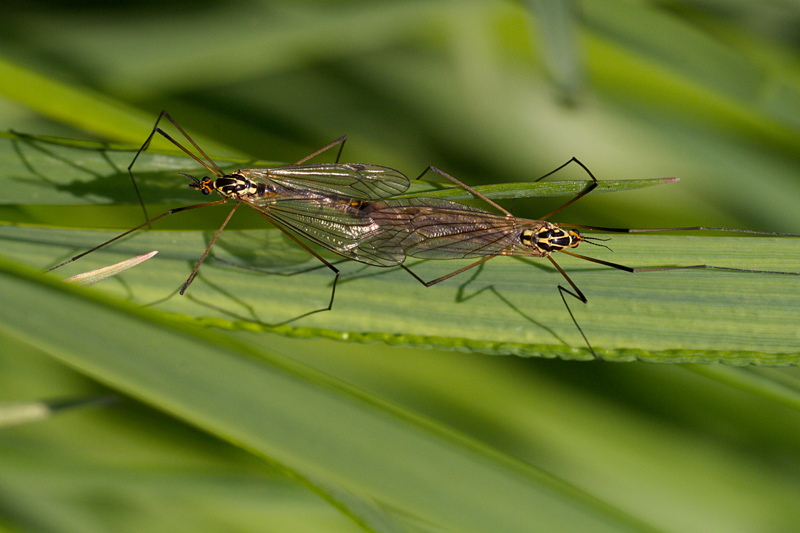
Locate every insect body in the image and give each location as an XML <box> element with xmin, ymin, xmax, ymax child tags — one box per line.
<box><xmin>49</xmin><ymin>112</ymin><xmax>406</xmax><ymax>314</ymax></box>
<box><xmin>337</xmin><ymin>165</ymin><xmax>800</xmax><ymax>357</ymax></box>
<box><xmin>190</xmin><ymin>163</ymin><xmax>409</xmax><ymax>202</ymax></box>
<box><xmin>357</xmin><ymin>197</ymin><xmax>582</xmax><ymax>263</ymax></box>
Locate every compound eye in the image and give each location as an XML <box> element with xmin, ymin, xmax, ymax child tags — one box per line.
<box><xmin>199</xmin><ymin>178</ymin><xmax>215</xmax><ymax>195</ymax></box>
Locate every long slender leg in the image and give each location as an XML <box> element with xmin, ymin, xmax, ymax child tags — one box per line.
<box><xmin>401</xmin><ymin>256</ymin><xmax>496</xmax><ymax>287</ymax></box>
<box><xmin>534</xmin><ymin>160</ymin><xmax>798</xmax><ymax>237</ymax></box>
<box><xmin>127</xmin><ymin>111</ymin><xmax>224</xmax><ymax>224</ymax></box>
<box><xmin>415</xmin><ymin>166</ymin><xmax>513</xmax><ymax>216</ymax></box>
<box><xmin>632</xmin><ymin>264</ymin><xmax>800</xmax><ymax>275</ymax></box>
<box><xmin>556</xmin><ymin>286</ymin><xmax>597</xmax><ymax>359</ymax></box>
<box><xmin>553</xmin><ymin>244</ymin><xmax>800</xmax><ymax>357</ymax></box>
<box><xmin>293</xmin><ymin>135</ymin><xmax>348</xmax><ymax>165</ymax></box>
<box><xmin>155</xmin><ymin>111</ymin><xmax>224</xmax><ymax>175</ymax></box>
<box><xmin>181</xmin><ymin>202</ymin><xmax>241</xmax><ymax>294</ymax></box>
<box><xmin>126</xmin><ymin>113</ymin><xmax>172</xmax><ymax>223</ymax></box>
<box><xmin>414</xmin><ymin>161</ymin><xmax>600</xmax><ymax>221</ymax></box>
<box><xmin>559</xmin><ymin>249</ymin><xmax>800</xmax><ymax>276</ymax></box>
<box><xmin>565</xmin><ymin>223</ymin><xmax>800</xmax><ymax>238</ymax></box>
<box><xmin>559</xmin><ymin>250</ymin><xmax>634</xmax><ymax>273</ymax></box>
<box><xmin>534</xmin><ymin>156</ymin><xmax>592</xmax><ymax>183</ymax></box>
<box><xmin>252</xmin><ymin>210</ymin><xmax>341</xmax><ymax>314</ymax></box>
<box><xmin>48</xmin><ymin>198</ymin><xmax>230</xmax><ymax>271</ymax></box>
<box><xmin>401</xmin><ymin>251</ymin><xmax>600</xmax><ymax>358</ymax></box>
<box><xmin>536</xmin><ymin>157</ymin><xmax>599</xmax><ymax>220</ymax></box>
<box><xmin>145</xmin><ymin>127</ymin><xmax>222</xmax><ymax>177</ymax></box>
<box><xmin>546</xmin><ymin>255</ymin><xmax>598</xmax><ymax>359</ymax></box>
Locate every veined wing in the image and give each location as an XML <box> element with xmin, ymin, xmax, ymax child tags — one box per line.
<box><xmin>360</xmin><ymin>198</ymin><xmax>534</xmax><ymax>260</ymax></box>
<box><xmin>240</xmin><ymin>163</ymin><xmax>409</xmax><ymax>201</ymax></box>
<box><xmin>255</xmin><ymin>197</ymin><xmax>405</xmax><ymax>267</ymax></box>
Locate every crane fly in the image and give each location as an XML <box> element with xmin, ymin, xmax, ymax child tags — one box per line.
<box><xmin>46</xmin><ymin>113</ymin><xmax>800</xmax><ymax>354</ymax></box>
<box><xmin>340</xmin><ymin>162</ymin><xmax>800</xmax><ymax>357</ymax></box>
<box><xmin>49</xmin><ymin>111</ymin><xmax>408</xmax><ymax>314</ymax></box>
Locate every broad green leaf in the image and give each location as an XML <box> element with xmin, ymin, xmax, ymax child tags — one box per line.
<box><xmin>0</xmin><ymin>331</ymin><xmax>363</xmax><ymax>532</ymax></box>
<box><xmin>0</xmin><ymin>257</ymin><xmax>652</xmax><ymax>533</ymax></box>
<box><xmin>5</xmin><ymin>223</ymin><xmax>799</xmax><ymax>364</ymax></box>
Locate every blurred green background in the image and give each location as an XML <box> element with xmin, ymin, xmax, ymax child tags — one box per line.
<box><xmin>2</xmin><ymin>1</ymin><xmax>800</xmax><ymax>532</ymax></box>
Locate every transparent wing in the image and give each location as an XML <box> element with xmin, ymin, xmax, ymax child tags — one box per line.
<box><xmin>360</xmin><ymin>198</ymin><xmax>535</xmax><ymax>260</ymax></box>
<box><xmin>253</xmin><ymin>197</ymin><xmax>404</xmax><ymax>267</ymax></box>
<box><xmin>241</xmin><ymin>163</ymin><xmax>409</xmax><ymax>201</ymax></box>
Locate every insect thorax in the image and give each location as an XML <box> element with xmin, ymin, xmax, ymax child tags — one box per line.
<box><xmin>215</xmin><ymin>173</ymin><xmax>264</xmax><ymax>198</ymax></box>
<box><xmin>520</xmin><ymin>222</ymin><xmax>582</xmax><ymax>254</ymax></box>
<box><xmin>189</xmin><ymin>172</ymin><xmax>266</xmax><ymax>199</ymax></box>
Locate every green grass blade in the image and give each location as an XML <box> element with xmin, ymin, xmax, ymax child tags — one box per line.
<box><xmin>4</xmin><ymin>224</ymin><xmax>798</xmax><ymax>364</ymax></box>
<box><xmin>0</xmin><ymin>133</ymin><xmax>675</xmax><ymax>210</ymax></box>
<box><xmin>405</xmin><ymin>176</ymin><xmax>679</xmax><ymax>200</ymax></box>
<box><xmin>0</xmin><ymin>256</ymin><xmax>657</xmax><ymax>533</ymax></box>
<box><xmin>683</xmin><ymin>365</ymin><xmax>800</xmax><ymax>410</ymax></box>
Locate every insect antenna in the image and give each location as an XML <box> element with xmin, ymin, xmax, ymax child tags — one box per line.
<box><xmin>178</xmin><ymin>172</ymin><xmax>201</xmax><ymax>185</ymax></box>
<box><xmin>580</xmin><ymin>235</ymin><xmax>613</xmax><ymax>253</ymax></box>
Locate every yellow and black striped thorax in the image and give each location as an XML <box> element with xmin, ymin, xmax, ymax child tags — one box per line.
<box><xmin>190</xmin><ymin>172</ymin><xmax>266</xmax><ymax>199</ymax></box>
<box><xmin>520</xmin><ymin>223</ymin><xmax>582</xmax><ymax>253</ymax></box>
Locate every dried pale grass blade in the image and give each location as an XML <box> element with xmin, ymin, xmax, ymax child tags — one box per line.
<box><xmin>0</xmin><ymin>395</ymin><xmax>118</xmax><ymax>427</ymax></box>
<box><xmin>62</xmin><ymin>251</ymin><xmax>158</xmax><ymax>286</ymax></box>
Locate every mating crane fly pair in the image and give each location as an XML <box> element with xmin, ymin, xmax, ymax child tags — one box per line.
<box><xmin>49</xmin><ymin>112</ymin><xmax>800</xmax><ymax>357</ymax></box>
